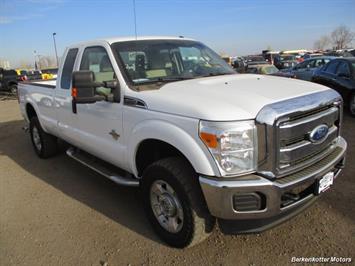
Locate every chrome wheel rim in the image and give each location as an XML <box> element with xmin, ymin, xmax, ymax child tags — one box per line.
<box><xmin>32</xmin><ymin>127</ymin><xmax>42</xmax><ymax>151</ymax></box>
<box><xmin>150</xmin><ymin>180</ymin><xmax>184</xmax><ymax>233</ymax></box>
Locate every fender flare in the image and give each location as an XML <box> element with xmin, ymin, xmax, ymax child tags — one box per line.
<box><xmin>128</xmin><ymin>119</ymin><xmax>219</xmax><ymax>177</ymax></box>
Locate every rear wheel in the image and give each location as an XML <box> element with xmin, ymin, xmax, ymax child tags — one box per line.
<box><xmin>141</xmin><ymin>157</ymin><xmax>214</xmax><ymax>248</ymax></box>
<box><xmin>29</xmin><ymin>117</ymin><xmax>58</xmax><ymax>158</ymax></box>
<box><xmin>350</xmin><ymin>93</ymin><xmax>355</xmax><ymax>117</ymax></box>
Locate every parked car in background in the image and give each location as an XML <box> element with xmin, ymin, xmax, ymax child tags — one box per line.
<box><xmin>245</xmin><ymin>55</ymin><xmax>268</xmax><ymax>66</ymax></box>
<box><xmin>16</xmin><ymin>69</ymin><xmax>28</xmax><ymax>81</ymax></box>
<box><xmin>221</xmin><ymin>55</ymin><xmax>233</xmax><ymax>66</ymax></box>
<box><xmin>246</xmin><ymin>64</ymin><xmax>279</xmax><ymax>75</ymax></box>
<box><xmin>41</xmin><ymin>68</ymin><xmax>58</xmax><ymax>80</ymax></box>
<box><xmin>283</xmin><ymin>56</ymin><xmax>335</xmax><ymax>81</ymax></box>
<box><xmin>312</xmin><ymin>57</ymin><xmax>355</xmax><ymax>116</ymax></box>
<box><xmin>232</xmin><ymin>57</ymin><xmax>247</xmax><ymax>73</ymax></box>
<box><xmin>0</xmin><ymin>68</ymin><xmax>18</xmax><ymax>93</ymax></box>
<box><xmin>27</xmin><ymin>70</ymin><xmax>42</xmax><ymax>80</ymax></box>
<box><xmin>302</xmin><ymin>53</ymin><xmax>324</xmax><ymax>60</ymax></box>
<box><xmin>274</xmin><ymin>54</ymin><xmax>298</xmax><ymax>69</ymax></box>
<box><xmin>262</xmin><ymin>51</ymin><xmax>279</xmax><ymax>65</ymax></box>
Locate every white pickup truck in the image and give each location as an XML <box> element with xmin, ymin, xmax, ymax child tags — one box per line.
<box><xmin>18</xmin><ymin>36</ymin><xmax>347</xmax><ymax>248</ymax></box>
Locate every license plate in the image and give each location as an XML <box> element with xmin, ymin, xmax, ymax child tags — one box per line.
<box><xmin>318</xmin><ymin>172</ymin><xmax>334</xmax><ymax>194</ymax></box>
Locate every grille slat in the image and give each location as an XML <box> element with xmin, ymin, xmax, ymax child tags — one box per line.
<box><xmin>276</xmin><ymin>105</ymin><xmax>340</xmax><ymax>177</ymax></box>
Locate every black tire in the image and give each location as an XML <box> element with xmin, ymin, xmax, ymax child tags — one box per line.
<box><xmin>350</xmin><ymin>93</ymin><xmax>355</xmax><ymax>117</ymax></box>
<box><xmin>141</xmin><ymin>157</ymin><xmax>214</xmax><ymax>248</ymax></box>
<box><xmin>29</xmin><ymin>117</ymin><xmax>58</xmax><ymax>158</ymax></box>
<box><xmin>9</xmin><ymin>84</ymin><xmax>17</xmax><ymax>95</ymax></box>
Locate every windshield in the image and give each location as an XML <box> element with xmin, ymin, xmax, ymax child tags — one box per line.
<box><xmin>261</xmin><ymin>65</ymin><xmax>279</xmax><ymax>74</ymax></box>
<box><xmin>280</xmin><ymin>55</ymin><xmax>295</xmax><ymax>61</ymax></box>
<box><xmin>111</xmin><ymin>40</ymin><xmax>235</xmax><ymax>85</ymax></box>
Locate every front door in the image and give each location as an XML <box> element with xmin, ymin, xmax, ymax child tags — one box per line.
<box><xmin>73</xmin><ymin>46</ymin><xmax>125</xmax><ymax>168</ymax></box>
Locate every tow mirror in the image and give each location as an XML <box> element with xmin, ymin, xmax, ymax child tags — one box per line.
<box><xmin>72</xmin><ymin>70</ymin><xmax>104</xmax><ymax>103</ymax></box>
<box><xmin>71</xmin><ymin>70</ymin><xmax>121</xmax><ymax>113</ymax></box>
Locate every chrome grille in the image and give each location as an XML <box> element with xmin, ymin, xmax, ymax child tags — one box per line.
<box><xmin>256</xmin><ymin>89</ymin><xmax>343</xmax><ymax>179</ymax></box>
<box><xmin>276</xmin><ymin>105</ymin><xmax>340</xmax><ymax>176</ymax></box>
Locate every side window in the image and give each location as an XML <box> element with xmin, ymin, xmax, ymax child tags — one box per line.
<box><xmin>80</xmin><ymin>46</ymin><xmax>115</xmax><ymax>83</ymax></box>
<box><xmin>336</xmin><ymin>62</ymin><xmax>350</xmax><ymax>76</ymax></box>
<box><xmin>324</xmin><ymin>61</ymin><xmax>339</xmax><ymax>74</ymax></box>
<box><xmin>295</xmin><ymin>61</ymin><xmax>307</xmax><ymax>70</ymax></box>
<box><xmin>60</xmin><ymin>48</ymin><xmax>78</xmax><ymax>89</ymax></box>
<box><xmin>306</xmin><ymin>60</ymin><xmax>315</xmax><ymax>68</ymax></box>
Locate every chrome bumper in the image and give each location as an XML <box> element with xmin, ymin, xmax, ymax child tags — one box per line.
<box><xmin>199</xmin><ymin>137</ymin><xmax>347</xmax><ymax>227</ymax></box>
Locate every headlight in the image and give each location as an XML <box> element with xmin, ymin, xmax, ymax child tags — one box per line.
<box><xmin>199</xmin><ymin>120</ymin><xmax>257</xmax><ymax>177</ymax></box>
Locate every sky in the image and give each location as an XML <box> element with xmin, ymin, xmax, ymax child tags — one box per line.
<box><xmin>0</xmin><ymin>0</ymin><xmax>354</xmax><ymax>68</ymax></box>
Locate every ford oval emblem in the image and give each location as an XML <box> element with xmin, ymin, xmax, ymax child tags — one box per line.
<box><xmin>309</xmin><ymin>124</ymin><xmax>329</xmax><ymax>143</ymax></box>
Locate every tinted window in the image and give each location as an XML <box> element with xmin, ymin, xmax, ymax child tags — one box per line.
<box><xmin>4</xmin><ymin>70</ymin><xmax>17</xmax><ymax>76</ymax></box>
<box><xmin>314</xmin><ymin>58</ymin><xmax>330</xmax><ymax>68</ymax></box>
<box><xmin>295</xmin><ymin>61</ymin><xmax>307</xmax><ymax>69</ymax></box>
<box><xmin>60</xmin><ymin>48</ymin><xmax>78</xmax><ymax>89</ymax></box>
<box><xmin>324</xmin><ymin>61</ymin><xmax>339</xmax><ymax>74</ymax></box>
<box><xmin>80</xmin><ymin>46</ymin><xmax>114</xmax><ymax>83</ymax></box>
<box><xmin>336</xmin><ymin>62</ymin><xmax>350</xmax><ymax>76</ymax></box>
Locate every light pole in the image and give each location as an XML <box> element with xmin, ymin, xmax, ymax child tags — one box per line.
<box><xmin>52</xmin><ymin>32</ymin><xmax>59</xmax><ymax>67</ymax></box>
<box><xmin>33</xmin><ymin>50</ymin><xmax>38</xmax><ymax>70</ymax></box>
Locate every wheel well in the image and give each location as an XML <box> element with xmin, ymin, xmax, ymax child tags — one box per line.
<box><xmin>136</xmin><ymin>139</ymin><xmax>192</xmax><ymax>177</ymax></box>
<box><xmin>8</xmin><ymin>81</ymin><xmax>17</xmax><ymax>86</ymax></box>
<box><xmin>26</xmin><ymin>104</ymin><xmax>37</xmax><ymax>121</ymax></box>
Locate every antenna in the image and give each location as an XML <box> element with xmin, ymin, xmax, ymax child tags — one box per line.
<box><xmin>133</xmin><ymin>0</ymin><xmax>137</xmax><ymax>40</ymax></box>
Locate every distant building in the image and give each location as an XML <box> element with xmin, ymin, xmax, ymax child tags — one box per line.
<box><xmin>0</xmin><ymin>60</ymin><xmax>11</xmax><ymax>69</ymax></box>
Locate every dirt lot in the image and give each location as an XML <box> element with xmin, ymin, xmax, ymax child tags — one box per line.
<box><xmin>0</xmin><ymin>99</ymin><xmax>354</xmax><ymax>266</ymax></box>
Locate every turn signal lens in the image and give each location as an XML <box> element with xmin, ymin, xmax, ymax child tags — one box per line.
<box><xmin>71</xmin><ymin>87</ymin><xmax>77</xmax><ymax>97</ymax></box>
<box><xmin>200</xmin><ymin>132</ymin><xmax>218</xmax><ymax>148</ymax></box>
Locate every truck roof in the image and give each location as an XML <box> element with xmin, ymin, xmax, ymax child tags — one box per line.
<box><xmin>69</xmin><ymin>36</ymin><xmax>195</xmax><ymax>48</ymax></box>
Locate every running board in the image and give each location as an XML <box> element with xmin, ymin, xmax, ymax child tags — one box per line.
<box><xmin>66</xmin><ymin>147</ymin><xmax>139</xmax><ymax>187</ymax></box>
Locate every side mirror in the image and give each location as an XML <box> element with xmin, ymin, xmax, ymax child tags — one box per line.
<box><xmin>72</xmin><ymin>71</ymin><xmax>105</xmax><ymax>104</ymax></box>
<box><xmin>71</xmin><ymin>70</ymin><xmax>121</xmax><ymax>113</ymax></box>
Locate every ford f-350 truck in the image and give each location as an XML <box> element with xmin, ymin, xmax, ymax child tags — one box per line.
<box><xmin>18</xmin><ymin>36</ymin><xmax>347</xmax><ymax>248</ymax></box>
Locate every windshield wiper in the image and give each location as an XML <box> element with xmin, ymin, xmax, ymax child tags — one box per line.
<box><xmin>134</xmin><ymin>76</ymin><xmax>192</xmax><ymax>85</ymax></box>
<box><xmin>200</xmin><ymin>72</ymin><xmax>234</xmax><ymax>78</ymax></box>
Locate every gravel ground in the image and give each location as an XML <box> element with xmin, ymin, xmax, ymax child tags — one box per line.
<box><xmin>0</xmin><ymin>99</ymin><xmax>354</xmax><ymax>266</ymax></box>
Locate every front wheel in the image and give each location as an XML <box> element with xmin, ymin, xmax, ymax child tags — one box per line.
<box><xmin>141</xmin><ymin>157</ymin><xmax>214</xmax><ymax>248</ymax></box>
<box><xmin>350</xmin><ymin>93</ymin><xmax>355</xmax><ymax>117</ymax></box>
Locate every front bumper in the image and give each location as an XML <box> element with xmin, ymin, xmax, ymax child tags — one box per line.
<box><xmin>199</xmin><ymin>137</ymin><xmax>347</xmax><ymax>234</ymax></box>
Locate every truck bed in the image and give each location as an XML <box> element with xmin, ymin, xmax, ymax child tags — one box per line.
<box><xmin>20</xmin><ymin>79</ymin><xmax>56</xmax><ymax>89</ymax></box>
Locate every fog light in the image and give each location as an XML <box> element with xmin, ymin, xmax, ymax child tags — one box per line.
<box><xmin>233</xmin><ymin>193</ymin><xmax>265</xmax><ymax>212</ymax></box>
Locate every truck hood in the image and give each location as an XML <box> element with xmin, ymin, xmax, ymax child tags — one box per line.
<box><xmin>127</xmin><ymin>74</ymin><xmax>331</xmax><ymax>121</ymax></box>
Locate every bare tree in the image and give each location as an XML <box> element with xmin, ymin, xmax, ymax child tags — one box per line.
<box><xmin>330</xmin><ymin>25</ymin><xmax>354</xmax><ymax>49</ymax></box>
<box><xmin>38</xmin><ymin>56</ymin><xmax>57</xmax><ymax>69</ymax></box>
<box><xmin>314</xmin><ymin>35</ymin><xmax>330</xmax><ymax>50</ymax></box>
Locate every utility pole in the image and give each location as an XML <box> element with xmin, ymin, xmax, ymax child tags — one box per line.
<box><xmin>52</xmin><ymin>32</ymin><xmax>59</xmax><ymax>67</ymax></box>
